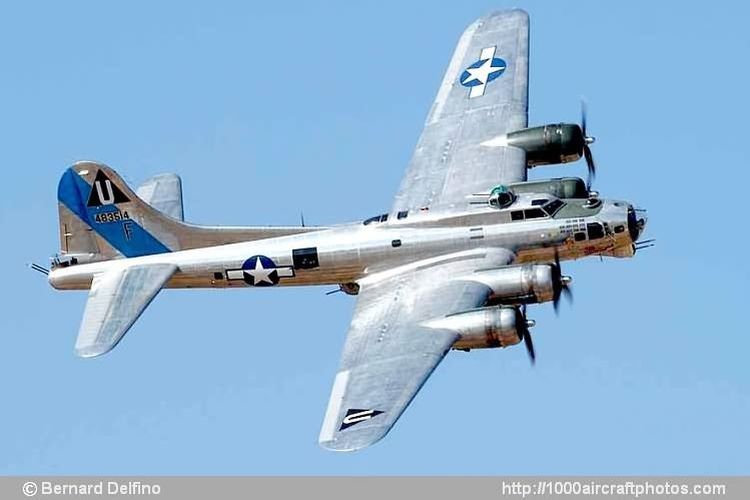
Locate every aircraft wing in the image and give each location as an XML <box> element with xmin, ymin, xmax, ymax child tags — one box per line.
<box><xmin>74</xmin><ymin>263</ymin><xmax>177</xmax><ymax>357</ymax></box>
<box><xmin>392</xmin><ymin>10</ymin><xmax>529</xmax><ymax>212</ymax></box>
<box><xmin>319</xmin><ymin>248</ymin><xmax>513</xmax><ymax>451</ymax></box>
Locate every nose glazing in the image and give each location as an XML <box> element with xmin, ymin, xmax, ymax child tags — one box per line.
<box><xmin>627</xmin><ymin>205</ymin><xmax>647</xmax><ymax>242</ymax></box>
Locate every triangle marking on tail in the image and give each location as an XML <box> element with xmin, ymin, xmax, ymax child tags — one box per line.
<box><xmin>87</xmin><ymin>170</ymin><xmax>130</xmax><ymax>207</ymax></box>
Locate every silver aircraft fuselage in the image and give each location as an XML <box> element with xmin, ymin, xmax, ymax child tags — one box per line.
<box><xmin>49</xmin><ymin>195</ymin><xmax>644</xmax><ymax>291</ymax></box>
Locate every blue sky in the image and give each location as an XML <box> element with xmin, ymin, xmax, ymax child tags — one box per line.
<box><xmin>1</xmin><ymin>1</ymin><xmax>749</xmax><ymax>474</ymax></box>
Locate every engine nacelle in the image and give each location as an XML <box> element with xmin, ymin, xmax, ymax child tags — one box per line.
<box><xmin>508</xmin><ymin>177</ymin><xmax>589</xmax><ymax>199</ymax></box>
<box><xmin>506</xmin><ymin>123</ymin><xmax>586</xmax><ymax>167</ymax></box>
<box><xmin>468</xmin><ymin>264</ymin><xmax>556</xmax><ymax>305</ymax></box>
<box><xmin>424</xmin><ymin>306</ymin><xmax>524</xmax><ymax>350</ymax></box>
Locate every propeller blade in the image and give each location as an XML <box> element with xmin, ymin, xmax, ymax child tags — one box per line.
<box><xmin>581</xmin><ymin>100</ymin><xmax>588</xmax><ymax>138</ymax></box>
<box><xmin>561</xmin><ymin>284</ymin><xmax>573</xmax><ymax>305</ymax></box>
<box><xmin>516</xmin><ymin>306</ymin><xmax>535</xmax><ymax>365</ymax></box>
<box><xmin>523</xmin><ymin>328</ymin><xmax>536</xmax><ymax>364</ymax></box>
<box><xmin>551</xmin><ymin>249</ymin><xmax>573</xmax><ymax>314</ymax></box>
<box><xmin>584</xmin><ymin>145</ymin><xmax>596</xmax><ymax>190</ymax></box>
<box><xmin>580</xmin><ymin>100</ymin><xmax>596</xmax><ymax>190</ymax></box>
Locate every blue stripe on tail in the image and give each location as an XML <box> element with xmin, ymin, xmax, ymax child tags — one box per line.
<box><xmin>57</xmin><ymin>168</ymin><xmax>171</xmax><ymax>257</ymax></box>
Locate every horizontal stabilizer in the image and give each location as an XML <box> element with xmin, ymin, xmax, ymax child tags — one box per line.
<box><xmin>136</xmin><ymin>173</ymin><xmax>184</xmax><ymax>221</ymax></box>
<box><xmin>75</xmin><ymin>263</ymin><xmax>177</xmax><ymax>357</ymax></box>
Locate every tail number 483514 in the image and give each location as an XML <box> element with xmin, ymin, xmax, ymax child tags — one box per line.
<box><xmin>94</xmin><ymin>211</ymin><xmax>130</xmax><ymax>224</ymax></box>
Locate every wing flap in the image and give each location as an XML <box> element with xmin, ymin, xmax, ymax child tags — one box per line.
<box><xmin>75</xmin><ymin>263</ymin><xmax>177</xmax><ymax>357</ymax></box>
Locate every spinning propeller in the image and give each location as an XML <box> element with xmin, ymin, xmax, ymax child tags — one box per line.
<box><xmin>516</xmin><ymin>304</ymin><xmax>536</xmax><ymax>365</ymax></box>
<box><xmin>517</xmin><ymin>252</ymin><xmax>573</xmax><ymax>365</ymax></box>
<box><xmin>551</xmin><ymin>249</ymin><xmax>574</xmax><ymax>314</ymax></box>
<box><xmin>579</xmin><ymin>100</ymin><xmax>597</xmax><ymax>190</ymax></box>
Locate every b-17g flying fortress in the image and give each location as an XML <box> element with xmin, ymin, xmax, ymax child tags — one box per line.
<box><xmin>45</xmin><ymin>9</ymin><xmax>647</xmax><ymax>451</ymax></box>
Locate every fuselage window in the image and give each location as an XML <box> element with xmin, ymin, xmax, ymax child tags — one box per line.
<box><xmin>587</xmin><ymin>222</ymin><xmax>605</xmax><ymax>240</ymax></box>
<box><xmin>524</xmin><ymin>208</ymin><xmax>546</xmax><ymax>219</ymax></box>
<box><xmin>293</xmin><ymin>247</ymin><xmax>320</xmax><ymax>269</ymax></box>
<box><xmin>511</xmin><ymin>211</ymin><xmax>524</xmax><ymax>221</ymax></box>
<box><xmin>574</xmin><ymin>232</ymin><xmax>587</xmax><ymax>242</ymax></box>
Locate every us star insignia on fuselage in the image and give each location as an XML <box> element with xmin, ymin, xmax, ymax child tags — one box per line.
<box><xmin>46</xmin><ymin>9</ymin><xmax>649</xmax><ymax>452</ymax></box>
<box><xmin>226</xmin><ymin>255</ymin><xmax>295</xmax><ymax>287</ymax></box>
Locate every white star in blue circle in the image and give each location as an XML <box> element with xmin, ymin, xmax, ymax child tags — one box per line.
<box><xmin>460</xmin><ymin>57</ymin><xmax>507</xmax><ymax>87</ymax></box>
<box><xmin>241</xmin><ymin>255</ymin><xmax>279</xmax><ymax>286</ymax></box>
<box><xmin>459</xmin><ymin>46</ymin><xmax>507</xmax><ymax>98</ymax></box>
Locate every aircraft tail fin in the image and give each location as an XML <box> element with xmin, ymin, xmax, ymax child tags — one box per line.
<box><xmin>57</xmin><ymin>162</ymin><xmax>176</xmax><ymax>261</ymax></box>
<box><xmin>56</xmin><ymin>161</ymin><xmax>323</xmax><ymax>263</ymax></box>
<box><xmin>136</xmin><ymin>173</ymin><xmax>185</xmax><ymax>221</ymax></box>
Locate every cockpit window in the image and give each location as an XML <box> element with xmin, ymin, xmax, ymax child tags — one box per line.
<box><xmin>543</xmin><ymin>199</ymin><xmax>564</xmax><ymax>216</ymax></box>
<box><xmin>524</xmin><ymin>208</ymin><xmax>546</xmax><ymax>219</ymax></box>
<box><xmin>531</xmin><ymin>199</ymin><xmax>548</xmax><ymax>206</ymax></box>
<box><xmin>511</xmin><ymin>208</ymin><xmax>547</xmax><ymax>221</ymax></box>
<box><xmin>363</xmin><ymin>213</ymin><xmax>388</xmax><ymax>225</ymax></box>
<box><xmin>397</xmin><ymin>210</ymin><xmax>408</xmax><ymax>220</ymax></box>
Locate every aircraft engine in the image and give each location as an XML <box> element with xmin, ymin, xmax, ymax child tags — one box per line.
<box><xmin>481</xmin><ymin>104</ymin><xmax>597</xmax><ymax>188</ymax></box>
<box><xmin>425</xmin><ymin>306</ymin><xmax>531</xmax><ymax>350</ymax></box>
<box><xmin>469</xmin><ymin>264</ymin><xmax>570</xmax><ymax>305</ymax></box>
<box><xmin>505</xmin><ymin>124</ymin><xmax>588</xmax><ymax>167</ymax></box>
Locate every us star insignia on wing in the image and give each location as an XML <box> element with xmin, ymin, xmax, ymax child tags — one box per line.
<box><xmin>460</xmin><ymin>46</ymin><xmax>507</xmax><ymax>98</ymax></box>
